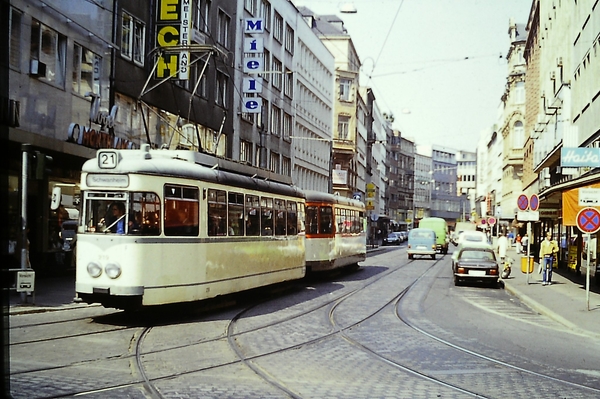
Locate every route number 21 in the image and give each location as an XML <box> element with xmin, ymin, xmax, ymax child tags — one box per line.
<box><xmin>98</xmin><ymin>151</ymin><xmax>118</xmax><ymax>169</ymax></box>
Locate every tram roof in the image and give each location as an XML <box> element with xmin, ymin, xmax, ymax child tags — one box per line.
<box><xmin>83</xmin><ymin>146</ymin><xmax>304</xmax><ymax>198</ymax></box>
<box><xmin>304</xmin><ymin>190</ymin><xmax>365</xmax><ymax>209</ymax></box>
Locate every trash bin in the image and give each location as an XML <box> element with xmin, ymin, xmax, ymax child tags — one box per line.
<box><xmin>521</xmin><ymin>256</ymin><xmax>534</xmax><ymax>273</ymax></box>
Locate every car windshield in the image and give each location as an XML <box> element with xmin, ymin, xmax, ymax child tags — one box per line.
<box><xmin>411</xmin><ymin>230</ymin><xmax>433</xmax><ymax>238</ymax></box>
<box><xmin>460</xmin><ymin>250</ymin><xmax>495</xmax><ymax>261</ymax></box>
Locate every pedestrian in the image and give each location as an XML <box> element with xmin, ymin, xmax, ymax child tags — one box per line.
<box><xmin>496</xmin><ymin>231</ymin><xmax>509</xmax><ymax>261</ymax></box>
<box><xmin>521</xmin><ymin>234</ymin><xmax>528</xmax><ymax>254</ymax></box>
<box><xmin>516</xmin><ymin>234</ymin><xmax>522</xmax><ymax>253</ymax></box>
<box><xmin>539</xmin><ymin>231</ymin><xmax>558</xmax><ymax>286</ymax></box>
<box><xmin>507</xmin><ymin>231</ymin><xmax>514</xmax><ymax>246</ymax></box>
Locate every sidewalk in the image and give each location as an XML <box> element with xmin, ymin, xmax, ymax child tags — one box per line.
<box><xmin>501</xmin><ymin>246</ymin><xmax>600</xmax><ymax>338</ymax></box>
<box><xmin>7</xmin><ymin>271</ymin><xmax>92</xmax><ymax>315</ymax></box>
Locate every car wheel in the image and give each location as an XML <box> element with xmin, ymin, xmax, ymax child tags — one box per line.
<box><xmin>431</xmin><ymin>254</ymin><xmax>436</xmax><ymax>260</ymax></box>
<box><xmin>454</xmin><ymin>276</ymin><xmax>459</xmax><ymax>286</ymax></box>
<box><xmin>408</xmin><ymin>254</ymin><xmax>413</xmax><ymax>260</ymax></box>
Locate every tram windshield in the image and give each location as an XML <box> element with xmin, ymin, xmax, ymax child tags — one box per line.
<box><xmin>83</xmin><ymin>191</ymin><xmax>161</xmax><ymax>236</ymax></box>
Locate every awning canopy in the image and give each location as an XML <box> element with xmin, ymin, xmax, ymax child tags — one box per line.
<box><xmin>562</xmin><ymin>182</ymin><xmax>600</xmax><ymax>226</ymax></box>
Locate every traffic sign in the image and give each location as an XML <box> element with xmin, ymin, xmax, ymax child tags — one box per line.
<box><xmin>517</xmin><ymin>194</ymin><xmax>529</xmax><ymax>211</ymax></box>
<box><xmin>487</xmin><ymin>217</ymin><xmax>496</xmax><ymax>226</ymax></box>
<box><xmin>529</xmin><ymin>194</ymin><xmax>539</xmax><ymax>211</ymax></box>
<box><xmin>576</xmin><ymin>207</ymin><xmax>600</xmax><ymax>234</ymax></box>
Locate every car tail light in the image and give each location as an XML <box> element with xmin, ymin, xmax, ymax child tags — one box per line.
<box><xmin>490</xmin><ymin>269</ymin><xmax>498</xmax><ymax>275</ymax></box>
<box><xmin>457</xmin><ymin>267</ymin><xmax>465</xmax><ymax>274</ymax></box>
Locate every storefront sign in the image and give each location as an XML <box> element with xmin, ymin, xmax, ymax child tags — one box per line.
<box><xmin>67</xmin><ymin>123</ymin><xmax>136</xmax><ymax>150</ymax></box>
<box><xmin>242</xmin><ymin>18</ymin><xmax>264</xmax><ymax>115</ymax></box>
<box><xmin>332</xmin><ymin>169</ymin><xmax>348</xmax><ymax>185</ymax></box>
<box><xmin>155</xmin><ymin>0</ymin><xmax>191</xmax><ymax>80</ymax></box>
<box><xmin>561</xmin><ymin>147</ymin><xmax>600</xmax><ymax>167</ymax></box>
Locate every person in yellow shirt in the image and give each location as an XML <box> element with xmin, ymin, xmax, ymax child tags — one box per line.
<box><xmin>539</xmin><ymin>232</ymin><xmax>558</xmax><ymax>285</ymax></box>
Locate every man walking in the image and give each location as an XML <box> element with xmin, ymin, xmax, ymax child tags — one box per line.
<box><xmin>496</xmin><ymin>231</ymin><xmax>509</xmax><ymax>262</ymax></box>
<box><xmin>539</xmin><ymin>232</ymin><xmax>558</xmax><ymax>286</ymax></box>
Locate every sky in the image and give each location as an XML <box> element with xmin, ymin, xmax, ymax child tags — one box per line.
<box><xmin>293</xmin><ymin>0</ymin><xmax>533</xmax><ymax>152</ymax></box>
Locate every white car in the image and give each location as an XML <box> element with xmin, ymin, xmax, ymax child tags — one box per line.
<box><xmin>455</xmin><ymin>231</ymin><xmax>489</xmax><ymax>247</ymax></box>
<box><xmin>452</xmin><ymin>231</ymin><xmax>491</xmax><ymax>263</ymax></box>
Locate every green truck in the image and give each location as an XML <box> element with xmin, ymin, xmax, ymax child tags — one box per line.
<box><xmin>418</xmin><ymin>217</ymin><xmax>449</xmax><ymax>254</ymax></box>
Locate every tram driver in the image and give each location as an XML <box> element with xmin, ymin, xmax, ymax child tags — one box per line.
<box><xmin>108</xmin><ymin>202</ymin><xmax>126</xmax><ymax>234</ymax></box>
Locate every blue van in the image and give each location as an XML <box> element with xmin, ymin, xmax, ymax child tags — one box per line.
<box><xmin>407</xmin><ymin>228</ymin><xmax>437</xmax><ymax>260</ymax></box>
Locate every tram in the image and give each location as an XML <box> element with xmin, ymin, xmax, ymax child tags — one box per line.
<box><xmin>304</xmin><ymin>190</ymin><xmax>367</xmax><ymax>272</ymax></box>
<box><xmin>75</xmin><ymin>145</ymin><xmax>306</xmax><ymax>309</ymax></box>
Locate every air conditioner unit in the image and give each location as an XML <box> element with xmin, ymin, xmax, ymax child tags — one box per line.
<box><xmin>30</xmin><ymin>60</ymin><xmax>47</xmax><ymax>77</ymax></box>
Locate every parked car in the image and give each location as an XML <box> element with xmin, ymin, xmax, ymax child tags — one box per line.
<box><xmin>383</xmin><ymin>232</ymin><xmax>402</xmax><ymax>246</ymax></box>
<box><xmin>452</xmin><ymin>244</ymin><xmax>499</xmax><ymax>287</ymax></box>
<box><xmin>398</xmin><ymin>231</ymin><xmax>408</xmax><ymax>242</ymax></box>
<box><xmin>407</xmin><ymin>228</ymin><xmax>437</xmax><ymax>260</ymax></box>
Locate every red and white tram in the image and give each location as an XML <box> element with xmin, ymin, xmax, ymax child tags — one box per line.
<box><xmin>304</xmin><ymin>190</ymin><xmax>367</xmax><ymax>272</ymax></box>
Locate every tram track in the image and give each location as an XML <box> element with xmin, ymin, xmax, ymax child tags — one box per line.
<box><xmin>11</xmin><ymin>248</ymin><xmax>600</xmax><ymax>398</ymax></box>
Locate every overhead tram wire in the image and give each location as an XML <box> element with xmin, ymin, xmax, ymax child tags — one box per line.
<box><xmin>365</xmin><ymin>0</ymin><xmax>405</xmax><ymax>82</ymax></box>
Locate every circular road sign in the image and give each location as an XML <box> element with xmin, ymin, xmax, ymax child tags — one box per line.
<box><xmin>517</xmin><ymin>194</ymin><xmax>529</xmax><ymax>211</ymax></box>
<box><xmin>487</xmin><ymin>217</ymin><xmax>496</xmax><ymax>226</ymax></box>
<box><xmin>576</xmin><ymin>207</ymin><xmax>600</xmax><ymax>234</ymax></box>
<box><xmin>529</xmin><ymin>194</ymin><xmax>540</xmax><ymax>211</ymax></box>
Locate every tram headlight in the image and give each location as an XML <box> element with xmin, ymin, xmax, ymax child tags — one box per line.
<box><xmin>105</xmin><ymin>263</ymin><xmax>122</xmax><ymax>279</ymax></box>
<box><xmin>87</xmin><ymin>262</ymin><xmax>102</xmax><ymax>278</ymax></box>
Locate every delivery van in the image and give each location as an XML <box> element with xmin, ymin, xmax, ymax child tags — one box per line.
<box><xmin>418</xmin><ymin>217</ymin><xmax>449</xmax><ymax>254</ymax></box>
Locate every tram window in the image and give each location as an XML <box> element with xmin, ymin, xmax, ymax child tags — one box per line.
<box><xmin>287</xmin><ymin>201</ymin><xmax>298</xmax><ymax>235</ymax></box>
<box><xmin>359</xmin><ymin>211</ymin><xmax>365</xmax><ymax>233</ymax></box>
<box><xmin>298</xmin><ymin>202</ymin><xmax>305</xmax><ymax>233</ymax></box>
<box><xmin>83</xmin><ymin>192</ymin><xmax>160</xmax><ymax>236</ymax></box>
<box><xmin>208</xmin><ymin>189</ymin><xmax>227</xmax><ymax>236</ymax></box>
<box><xmin>320</xmin><ymin>206</ymin><xmax>333</xmax><ymax>234</ymax></box>
<box><xmin>261</xmin><ymin>197</ymin><xmax>274</xmax><ymax>236</ymax></box>
<box><xmin>228</xmin><ymin>192</ymin><xmax>244</xmax><ymax>236</ymax></box>
<box><xmin>274</xmin><ymin>199</ymin><xmax>286</xmax><ymax>236</ymax></box>
<box><xmin>130</xmin><ymin>192</ymin><xmax>161</xmax><ymax>235</ymax></box>
<box><xmin>245</xmin><ymin>195</ymin><xmax>260</xmax><ymax>236</ymax></box>
<box><xmin>164</xmin><ymin>185</ymin><xmax>199</xmax><ymax>236</ymax></box>
<box><xmin>306</xmin><ymin>206</ymin><xmax>318</xmax><ymax>234</ymax></box>
<box><xmin>336</xmin><ymin>208</ymin><xmax>345</xmax><ymax>234</ymax></box>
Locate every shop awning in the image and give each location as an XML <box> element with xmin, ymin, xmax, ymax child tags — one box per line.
<box><xmin>562</xmin><ymin>182</ymin><xmax>600</xmax><ymax>226</ymax></box>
